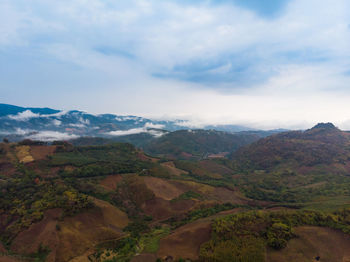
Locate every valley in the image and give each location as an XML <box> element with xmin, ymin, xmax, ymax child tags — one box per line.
<box><xmin>1</xmin><ymin>121</ymin><xmax>350</xmax><ymax>261</ymax></box>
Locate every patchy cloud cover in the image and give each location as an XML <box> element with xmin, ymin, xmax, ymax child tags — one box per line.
<box><xmin>8</xmin><ymin>110</ymin><xmax>41</xmax><ymax>121</ymax></box>
<box><xmin>107</xmin><ymin>123</ymin><xmax>165</xmax><ymax>137</ymax></box>
<box><xmin>27</xmin><ymin>131</ymin><xmax>79</xmax><ymax>141</ymax></box>
<box><xmin>1</xmin><ymin>0</ymin><xmax>350</xmax><ymax>129</ymax></box>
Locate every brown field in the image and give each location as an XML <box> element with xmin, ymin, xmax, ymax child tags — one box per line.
<box><xmin>168</xmin><ymin>180</ymin><xmax>251</xmax><ymax>204</ymax></box>
<box><xmin>143</xmin><ymin>177</ymin><xmax>185</xmax><ymax>200</ymax></box>
<box><xmin>209</xmin><ymin>187</ymin><xmax>249</xmax><ymax>204</ymax></box>
<box><xmin>67</xmin><ymin>250</ymin><xmax>94</xmax><ymax>262</ymax></box>
<box><xmin>160</xmin><ymin>161</ymin><xmax>188</xmax><ymax>176</ymax></box>
<box><xmin>56</xmin><ymin>202</ymin><xmax>128</xmax><ymax>262</ymax></box>
<box><xmin>131</xmin><ymin>253</ymin><xmax>157</xmax><ymax>262</ymax></box>
<box><xmin>11</xmin><ymin>208</ymin><xmax>62</xmax><ymax>262</ymax></box>
<box><xmin>0</xmin><ymin>162</ymin><xmax>16</xmax><ymax>177</ymax></box>
<box><xmin>93</xmin><ymin>199</ymin><xmax>129</xmax><ymax>228</ymax></box>
<box><xmin>142</xmin><ymin>197</ymin><xmax>195</xmax><ymax>221</ymax></box>
<box><xmin>29</xmin><ymin>145</ymin><xmax>56</xmax><ymax>160</ymax></box>
<box><xmin>99</xmin><ymin>174</ymin><xmax>123</xmax><ymax>191</ymax></box>
<box><xmin>0</xmin><ymin>256</ymin><xmax>20</xmax><ymax>262</ymax></box>
<box><xmin>137</xmin><ymin>151</ymin><xmax>158</xmax><ymax>162</ymax></box>
<box><xmin>157</xmin><ymin>220</ymin><xmax>212</xmax><ymax>261</ymax></box>
<box><xmin>9</xmin><ymin>199</ymin><xmax>129</xmax><ymax>262</ymax></box>
<box><xmin>267</xmin><ymin>226</ymin><xmax>350</xmax><ymax>262</ymax></box>
<box><xmin>171</xmin><ymin>180</ymin><xmax>215</xmax><ymax>195</ymax></box>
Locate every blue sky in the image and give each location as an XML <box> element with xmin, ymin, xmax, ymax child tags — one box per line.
<box><xmin>1</xmin><ymin>0</ymin><xmax>350</xmax><ymax>129</ymax></box>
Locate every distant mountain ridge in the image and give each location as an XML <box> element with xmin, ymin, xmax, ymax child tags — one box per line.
<box><xmin>0</xmin><ymin>104</ymin><xmax>60</xmax><ymax>117</ymax></box>
<box><xmin>0</xmin><ymin>103</ymin><xmax>271</xmax><ymax>142</ymax></box>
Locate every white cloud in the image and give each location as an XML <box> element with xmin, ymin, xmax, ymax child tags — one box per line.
<box><xmin>7</xmin><ymin>109</ymin><xmax>67</xmax><ymax>121</ymax></box>
<box><xmin>52</xmin><ymin>119</ymin><xmax>61</xmax><ymax>126</ymax></box>
<box><xmin>115</xmin><ymin>116</ymin><xmax>141</xmax><ymax>121</ymax></box>
<box><xmin>27</xmin><ymin>131</ymin><xmax>78</xmax><ymax>141</ymax></box>
<box><xmin>107</xmin><ymin>127</ymin><xmax>145</xmax><ymax>136</ymax></box>
<box><xmin>15</xmin><ymin>128</ymin><xmax>29</xmax><ymax>135</ymax></box>
<box><xmin>107</xmin><ymin>123</ymin><xmax>166</xmax><ymax>137</ymax></box>
<box><xmin>8</xmin><ymin>110</ymin><xmax>40</xmax><ymax>121</ymax></box>
<box><xmin>79</xmin><ymin>117</ymin><xmax>90</xmax><ymax>125</ymax></box>
<box><xmin>68</xmin><ymin>123</ymin><xmax>86</xmax><ymax>128</ymax></box>
<box><xmin>148</xmin><ymin>129</ymin><xmax>165</xmax><ymax>137</ymax></box>
<box><xmin>11</xmin><ymin>128</ymin><xmax>78</xmax><ymax>141</ymax></box>
<box><xmin>144</xmin><ymin>122</ymin><xmax>165</xmax><ymax>129</ymax></box>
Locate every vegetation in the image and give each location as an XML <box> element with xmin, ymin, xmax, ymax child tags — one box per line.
<box><xmin>227</xmin><ymin>125</ymin><xmax>350</xmax><ymax>205</ymax></box>
<box><xmin>144</xmin><ymin>129</ymin><xmax>259</xmax><ymax>160</ymax></box>
<box><xmin>200</xmin><ymin>208</ymin><xmax>350</xmax><ymax>261</ymax></box>
<box><xmin>167</xmin><ymin>203</ymin><xmax>245</xmax><ymax>228</ymax></box>
<box><xmin>0</xmin><ymin>169</ymin><xmax>92</xmax><ymax>245</ymax></box>
<box><xmin>138</xmin><ymin>226</ymin><xmax>171</xmax><ymax>253</ymax></box>
<box><xmin>171</xmin><ymin>190</ymin><xmax>203</xmax><ymax>202</ymax></box>
<box><xmin>3</xmin><ymin>123</ymin><xmax>350</xmax><ymax>261</ymax></box>
<box><xmin>94</xmin><ymin>223</ymin><xmax>170</xmax><ymax>261</ymax></box>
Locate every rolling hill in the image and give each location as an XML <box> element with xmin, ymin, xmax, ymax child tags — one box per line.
<box><xmin>0</xmin><ymin>140</ymin><xmax>258</xmax><ymax>261</ymax></box>
<box><xmin>230</xmin><ymin>123</ymin><xmax>350</xmax><ymax>203</ymax></box>
<box><xmin>1</xmin><ymin>122</ymin><xmax>350</xmax><ymax>261</ymax></box>
<box><xmin>143</xmin><ymin>129</ymin><xmax>261</xmax><ymax>160</ymax></box>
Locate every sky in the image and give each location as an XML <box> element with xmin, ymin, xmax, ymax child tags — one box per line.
<box><xmin>1</xmin><ymin>0</ymin><xmax>350</xmax><ymax>129</ymax></box>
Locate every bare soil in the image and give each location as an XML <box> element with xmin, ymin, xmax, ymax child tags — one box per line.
<box><xmin>131</xmin><ymin>253</ymin><xmax>157</xmax><ymax>262</ymax></box>
<box><xmin>56</xmin><ymin>200</ymin><xmax>128</xmax><ymax>262</ymax></box>
<box><xmin>0</xmin><ymin>256</ymin><xmax>20</xmax><ymax>262</ymax></box>
<box><xmin>11</xmin><ymin>208</ymin><xmax>63</xmax><ymax>262</ymax></box>
<box><xmin>9</xmin><ymin>199</ymin><xmax>129</xmax><ymax>262</ymax></box>
<box><xmin>267</xmin><ymin>226</ymin><xmax>350</xmax><ymax>262</ymax></box>
<box><xmin>143</xmin><ymin>177</ymin><xmax>185</xmax><ymax>200</ymax></box>
<box><xmin>142</xmin><ymin>197</ymin><xmax>195</xmax><ymax>221</ymax></box>
<box><xmin>157</xmin><ymin>220</ymin><xmax>212</xmax><ymax>261</ymax></box>
<box><xmin>30</xmin><ymin>145</ymin><xmax>56</xmax><ymax>161</ymax></box>
<box><xmin>99</xmin><ymin>174</ymin><xmax>123</xmax><ymax>191</ymax></box>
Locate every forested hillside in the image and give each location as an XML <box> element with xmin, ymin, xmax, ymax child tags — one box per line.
<box><xmin>1</xmin><ymin>123</ymin><xmax>350</xmax><ymax>262</ymax></box>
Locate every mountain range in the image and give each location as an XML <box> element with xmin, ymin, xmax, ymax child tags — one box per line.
<box><xmin>0</xmin><ymin>104</ymin><xmax>284</xmax><ymax>142</ymax></box>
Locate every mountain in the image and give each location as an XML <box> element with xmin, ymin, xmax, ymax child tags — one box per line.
<box><xmin>0</xmin><ymin>104</ymin><xmax>256</xmax><ymax>142</ymax></box>
<box><xmin>230</xmin><ymin>123</ymin><xmax>350</xmax><ymax>202</ymax></box>
<box><xmin>232</xmin><ymin>122</ymin><xmax>348</xmax><ymax>169</ymax></box>
<box><xmin>0</xmin><ymin>104</ymin><xmax>175</xmax><ymax>141</ymax></box>
<box><xmin>143</xmin><ymin>129</ymin><xmax>261</xmax><ymax>160</ymax></box>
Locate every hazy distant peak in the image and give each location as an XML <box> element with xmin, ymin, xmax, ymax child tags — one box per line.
<box><xmin>310</xmin><ymin>122</ymin><xmax>338</xmax><ymax>130</ymax></box>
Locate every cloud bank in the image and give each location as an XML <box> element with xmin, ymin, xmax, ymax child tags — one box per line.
<box><xmin>27</xmin><ymin>131</ymin><xmax>79</xmax><ymax>141</ymax></box>
<box><xmin>107</xmin><ymin>123</ymin><xmax>166</xmax><ymax>137</ymax></box>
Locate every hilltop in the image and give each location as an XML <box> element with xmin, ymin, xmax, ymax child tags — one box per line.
<box><xmin>230</xmin><ymin>123</ymin><xmax>350</xmax><ymax>203</ymax></box>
